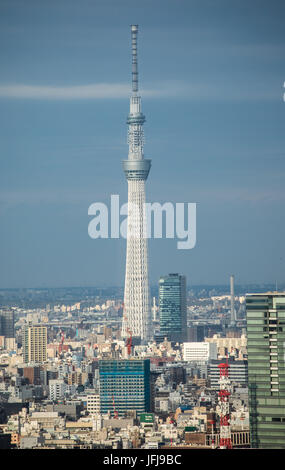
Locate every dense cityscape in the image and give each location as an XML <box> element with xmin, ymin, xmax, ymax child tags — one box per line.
<box><xmin>1</xmin><ymin>279</ymin><xmax>285</xmax><ymax>450</ymax></box>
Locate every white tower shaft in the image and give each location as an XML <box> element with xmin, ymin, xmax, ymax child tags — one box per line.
<box><xmin>230</xmin><ymin>274</ymin><xmax>236</xmax><ymax>324</ymax></box>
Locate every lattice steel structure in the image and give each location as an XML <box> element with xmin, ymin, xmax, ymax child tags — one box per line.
<box><xmin>218</xmin><ymin>362</ymin><xmax>233</xmax><ymax>449</ymax></box>
<box><xmin>122</xmin><ymin>25</ymin><xmax>152</xmax><ymax>342</ymax></box>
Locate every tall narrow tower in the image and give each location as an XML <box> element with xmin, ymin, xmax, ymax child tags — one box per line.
<box><xmin>230</xmin><ymin>274</ymin><xmax>236</xmax><ymax>325</ymax></box>
<box><xmin>122</xmin><ymin>25</ymin><xmax>152</xmax><ymax>342</ymax></box>
<box><xmin>218</xmin><ymin>361</ymin><xmax>232</xmax><ymax>449</ymax></box>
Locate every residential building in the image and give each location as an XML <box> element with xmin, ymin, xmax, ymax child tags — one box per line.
<box><xmin>49</xmin><ymin>379</ymin><xmax>67</xmax><ymax>401</ymax></box>
<box><xmin>86</xmin><ymin>394</ymin><xmax>100</xmax><ymax>415</ymax></box>
<box><xmin>23</xmin><ymin>325</ymin><xmax>47</xmax><ymax>364</ymax></box>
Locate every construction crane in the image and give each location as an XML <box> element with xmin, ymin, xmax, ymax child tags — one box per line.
<box><xmin>169</xmin><ymin>417</ymin><xmax>174</xmax><ymax>447</ymax></box>
<box><xmin>112</xmin><ymin>394</ymin><xmax>119</xmax><ymax>419</ymax></box>
<box><xmin>122</xmin><ymin>302</ymin><xmax>132</xmax><ymax>357</ymax></box>
<box><xmin>59</xmin><ymin>329</ymin><xmax>64</xmax><ymax>356</ymax></box>
<box><xmin>126</xmin><ymin>327</ymin><xmax>132</xmax><ymax>356</ymax></box>
<box><xmin>209</xmin><ymin>417</ymin><xmax>216</xmax><ymax>449</ymax></box>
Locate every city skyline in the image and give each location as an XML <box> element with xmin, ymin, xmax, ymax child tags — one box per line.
<box><xmin>0</xmin><ymin>0</ymin><xmax>285</xmax><ymax>288</ymax></box>
<box><xmin>1</xmin><ymin>1</ymin><xmax>285</xmax><ymax>452</ymax></box>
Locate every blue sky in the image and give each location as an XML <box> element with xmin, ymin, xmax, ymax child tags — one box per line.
<box><xmin>0</xmin><ymin>0</ymin><xmax>284</xmax><ymax>288</ymax></box>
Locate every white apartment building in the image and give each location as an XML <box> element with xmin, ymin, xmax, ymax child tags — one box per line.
<box><xmin>86</xmin><ymin>393</ymin><xmax>100</xmax><ymax>415</ymax></box>
<box><xmin>183</xmin><ymin>342</ymin><xmax>217</xmax><ymax>362</ymax></box>
<box><xmin>49</xmin><ymin>379</ymin><xmax>67</xmax><ymax>401</ymax></box>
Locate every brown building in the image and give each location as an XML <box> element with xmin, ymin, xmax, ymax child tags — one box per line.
<box><xmin>10</xmin><ymin>433</ymin><xmax>20</xmax><ymax>447</ymax></box>
<box><xmin>22</xmin><ymin>366</ymin><xmax>41</xmax><ymax>385</ymax></box>
<box><xmin>67</xmin><ymin>372</ymin><xmax>82</xmax><ymax>386</ymax></box>
<box><xmin>185</xmin><ymin>431</ymin><xmax>250</xmax><ymax>448</ymax></box>
<box><xmin>103</xmin><ymin>327</ymin><xmax>112</xmax><ymax>340</ymax></box>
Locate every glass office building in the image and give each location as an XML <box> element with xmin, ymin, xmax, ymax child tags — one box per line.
<box><xmin>246</xmin><ymin>292</ymin><xmax>285</xmax><ymax>448</ymax></box>
<box><xmin>159</xmin><ymin>273</ymin><xmax>187</xmax><ymax>343</ymax></box>
<box><xmin>99</xmin><ymin>359</ymin><xmax>150</xmax><ymax>416</ymax></box>
<box><xmin>0</xmin><ymin>309</ymin><xmax>14</xmax><ymax>338</ymax></box>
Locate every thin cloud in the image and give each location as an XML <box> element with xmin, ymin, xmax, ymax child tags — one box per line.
<box><xmin>0</xmin><ymin>80</ymin><xmax>280</xmax><ymax>101</ymax></box>
<box><xmin>0</xmin><ymin>83</ymin><xmax>131</xmax><ymax>100</ymax></box>
<box><xmin>143</xmin><ymin>80</ymin><xmax>280</xmax><ymax>102</ymax></box>
<box><xmin>0</xmin><ymin>82</ymin><xmax>164</xmax><ymax>100</ymax></box>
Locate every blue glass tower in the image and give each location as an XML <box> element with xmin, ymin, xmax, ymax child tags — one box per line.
<box><xmin>99</xmin><ymin>359</ymin><xmax>150</xmax><ymax>417</ymax></box>
<box><xmin>159</xmin><ymin>273</ymin><xmax>187</xmax><ymax>343</ymax></box>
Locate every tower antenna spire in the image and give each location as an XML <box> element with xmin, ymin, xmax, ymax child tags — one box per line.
<box><xmin>131</xmin><ymin>25</ymin><xmax>139</xmax><ymax>93</ymax></box>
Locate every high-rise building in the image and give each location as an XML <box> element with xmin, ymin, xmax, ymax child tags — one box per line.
<box><xmin>23</xmin><ymin>325</ymin><xmax>47</xmax><ymax>364</ymax></box>
<box><xmin>246</xmin><ymin>292</ymin><xmax>285</xmax><ymax>448</ymax></box>
<box><xmin>99</xmin><ymin>359</ymin><xmax>150</xmax><ymax>416</ymax></box>
<box><xmin>122</xmin><ymin>25</ymin><xmax>152</xmax><ymax>343</ymax></box>
<box><xmin>159</xmin><ymin>273</ymin><xmax>187</xmax><ymax>343</ymax></box>
<box><xmin>0</xmin><ymin>309</ymin><xmax>15</xmax><ymax>338</ymax></box>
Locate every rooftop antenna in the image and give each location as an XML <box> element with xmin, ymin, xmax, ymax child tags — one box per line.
<box><xmin>131</xmin><ymin>25</ymin><xmax>139</xmax><ymax>94</ymax></box>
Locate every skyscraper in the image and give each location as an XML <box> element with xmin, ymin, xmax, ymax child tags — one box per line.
<box><xmin>99</xmin><ymin>359</ymin><xmax>151</xmax><ymax>417</ymax></box>
<box><xmin>0</xmin><ymin>309</ymin><xmax>15</xmax><ymax>349</ymax></box>
<box><xmin>23</xmin><ymin>325</ymin><xmax>47</xmax><ymax>364</ymax></box>
<box><xmin>159</xmin><ymin>273</ymin><xmax>187</xmax><ymax>343</ymax></box>
<box><xmin>0</xmin><ymin>309</ymin><xmax>14</xmax><ymax>338</ymax></box>
<box><xmin>122</xmin><ymin>25</ymin><xmax>151</xmax><ymax>343</ymax></box>
<box><xmin>246</xmin><ymin>292</ymin><xmax>285</xmax><ymax>448</ymax></box>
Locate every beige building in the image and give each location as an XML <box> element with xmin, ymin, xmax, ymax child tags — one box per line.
<box><xmin>23</xmin><ymin>325</ymin><xmax>47</xmax><ymax>364</ymax></box>
<box><xmin>205</xmin><ymin>334</ymin><xmax>247</xmax><ymax>357</ymax></box>
<box><xmin>86</xmin><ymin>394</ymin><xmax>100</xmax><ymax>415</ymax></box>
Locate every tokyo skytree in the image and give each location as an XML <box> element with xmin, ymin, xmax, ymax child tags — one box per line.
<box><xmin>122</xmin><ymin>25</ymin><xmax>152</xmax><ymax>343</ymax></box>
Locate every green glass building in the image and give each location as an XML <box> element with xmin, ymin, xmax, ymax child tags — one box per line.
<box><xmin>99</xmin><ymin>359</ymin><xmax>150</xmax><ymax>416</ymax></box>
<box><xmin>159</xmin><ymin>273</ymin><xmax>187</xmax><ymax>343</ymax></box>
<box><xmin>246</xmin><ymin>292</ymin><xmax>285</xmax><ymax>448</ymax></box>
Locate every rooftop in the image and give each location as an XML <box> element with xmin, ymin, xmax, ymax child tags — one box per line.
<box><xmin>246</xmin><ymin>291</ymin><xmax>285</xmax><ymax>296</ymax></box>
